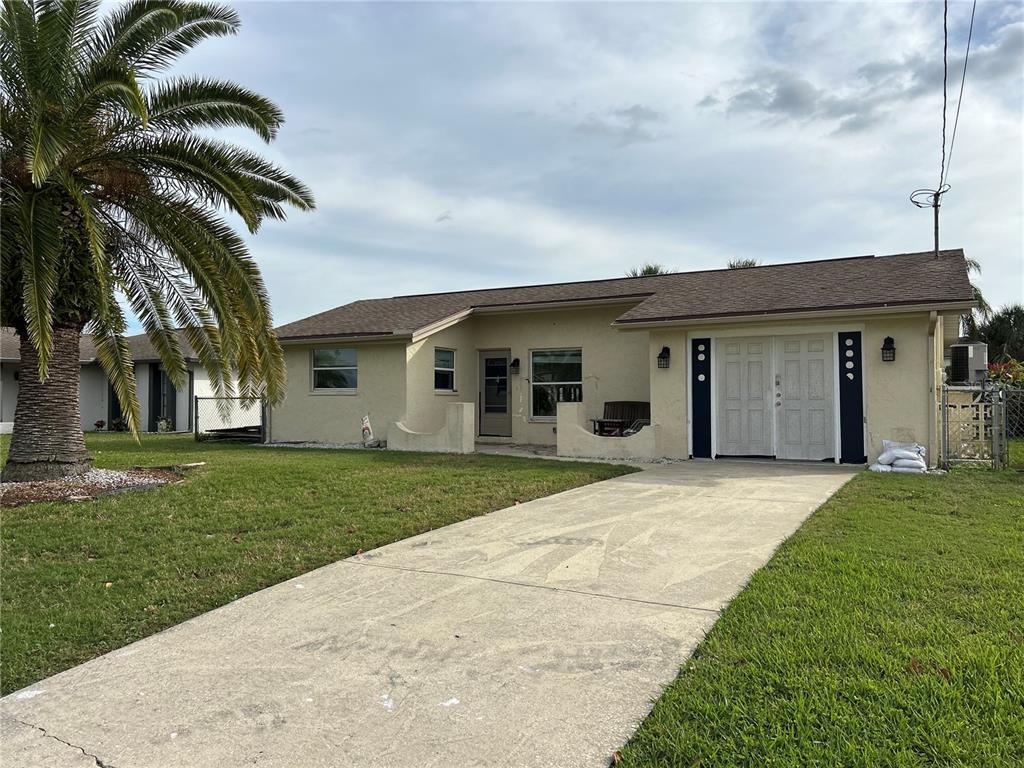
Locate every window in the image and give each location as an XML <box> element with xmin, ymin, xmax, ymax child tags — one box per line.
<box><xmin>434</xmin><ymin>348</ymin><xmax>456</xmax><ymax>391</ymax></box>
<box><xmin>312</xmin><ymin>348</ymin><xmax>357</xmax><ymax>390</ymax></box>
<box><xmin>531</xmin><ymin>349</ymin><xmax>582</xmax><ymax>419</ymax></box>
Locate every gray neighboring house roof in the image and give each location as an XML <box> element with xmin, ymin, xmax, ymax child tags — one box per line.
<box><xmin>274</xmin><ymin>249</ymin><xmax>975</xmax><ymax>341</ymax></box>
<box><xmin>0</xmin><ymin>329</ymin><xmax>200</xmax><ymax>364</ymax></box>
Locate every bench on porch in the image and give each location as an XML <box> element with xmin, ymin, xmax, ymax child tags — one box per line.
<box><xmin>591</xmin><ymin>401</ymin><xmax>651</xmax><ymax>437</ymax></box>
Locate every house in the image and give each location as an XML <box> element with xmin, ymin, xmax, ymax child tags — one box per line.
<box><xmin>1</xmin><ymin>329</ymin><xmax>225</xmax><ymax>434</ymax></box>
<box><xmin>268</xmin><ymin>249</ymin><xmax>973</xmax><ymax>466</ymax></box>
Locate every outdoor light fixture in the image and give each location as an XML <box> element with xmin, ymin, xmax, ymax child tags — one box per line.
<box><xmin>881</xmin><ymin>337</ymin><xmax>896</xmax><ymax>362</ymax></box>
<box><xmin>657</xmin><ymin>346</ymin><xmax>671</xmax><ymax>369</ymax></box>
<box><xmin>509</xmin><ymin>357</ymin><xmax>521</xmax><ymax>375</ymax></box>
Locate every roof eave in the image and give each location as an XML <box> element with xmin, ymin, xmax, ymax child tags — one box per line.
<box><xmin>277</xmin><ymin>331</ymin><xmax>413</xmax><ymax>345</ymax></box>
<box><xmin>611</xmin><ymin>300</ymin><xmax>977</xmax><ymax>329</ymax></box>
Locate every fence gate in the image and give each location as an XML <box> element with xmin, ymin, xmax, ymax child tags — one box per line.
<box><xmin>941</xmin><ymin>384</ymin><xmax>1017</xmax><ymax>469</ymax></box>
<box><xmin>194</xmin><ymin>397</ymin><xmax>265</xmax><ymax>442</ymax></box>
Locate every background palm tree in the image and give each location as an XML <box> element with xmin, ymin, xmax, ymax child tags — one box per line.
<box><xmin>1</xmin><ymin>0</ymin><xmax>314</xmax><ymax>481</ymax></box>
<box><xmin>959</xmin><ymin>257</ymin><xmax>992</xmax><ymax>339</ymax></box>
<box><xmin>968</xmin><ymin>304</ymin><xmax>1024</xmax><ymax>363</ymax></box>
<box><xmin>626</xmin><ymin>262</ymin><xmax>670</xmax><ymax>277</ymax></box>
<box><xmin>727</xmin><ymin>258</ymin><xmax>761</xmax><ymax>269</ymax></box>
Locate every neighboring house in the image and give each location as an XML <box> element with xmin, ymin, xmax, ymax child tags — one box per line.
<box><xmin>268</xmin><ymin>249</ymin><xmax>973</xmax><ymax>467</ymax></box>
<box><xmin>0</xmin><ymin>329</ymin><xmax>223</xmax><ymax>434</ymax></box>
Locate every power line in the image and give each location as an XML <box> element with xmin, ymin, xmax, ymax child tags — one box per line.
<box><xmin>939</xmin><ymin>0</ymin><xmax>948</xmax><ymax>188</ymax></box>
<box><xmin>910</xmin><ymin>0</ymin><xmax>977</xmax><ymax>259</ymax></box>
<box><xmin>942</xmin><ymin>0</ymin><xmax>978</xmax><ymax>188</ymax></box>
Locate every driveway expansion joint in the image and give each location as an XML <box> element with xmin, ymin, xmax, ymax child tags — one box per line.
<box><xmin>12</xmin><ymin>716</ymin><xmax>117</xmax><ymax>768</ymax></box>
<box><xmin>344</xmin><ymin>559</ymin><xmax>723</xmax><ymax>615</ymax></box>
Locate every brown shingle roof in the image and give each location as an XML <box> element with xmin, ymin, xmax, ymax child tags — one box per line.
<box><xmin>275</xmin><ymin>249</ymin><xmax>974</xmax><ymax>340</ymax></box>
<box><xmin>0</xmin><ymin>329</ymin><xmax>199</xmax><ymax>363</ymax></box>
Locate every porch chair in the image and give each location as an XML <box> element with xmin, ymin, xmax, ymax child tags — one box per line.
<box><xmin>591</xmin><ymin>401</ymin><xmax>651</xmax><ymax>437</ymax></box>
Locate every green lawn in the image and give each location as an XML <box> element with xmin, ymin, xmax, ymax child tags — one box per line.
<box><xmin>619</xmin><ymin>460</ymin><xmax>1024</xmax><ymax>767</ymax></box>
<box><xmin>0</xmin><ymin>433</ymin><xmax>632</xmax><ymax>694</ymax></box>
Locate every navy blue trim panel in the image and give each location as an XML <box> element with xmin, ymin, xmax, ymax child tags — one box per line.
<box><xmin>838</xmin><ymin>331</ymin><xmax>866</xmax><ymax>463</ymax></box>
<box><xmin>691</xmin><ymin>338</ymin><xmax>712</xmax><ymax>458</ymax></box>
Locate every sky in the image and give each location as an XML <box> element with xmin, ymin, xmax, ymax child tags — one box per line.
<box><xmin>173</xmin><ymin>0</ymin><xmax>1024</xmax><ymax>328</ymax></box>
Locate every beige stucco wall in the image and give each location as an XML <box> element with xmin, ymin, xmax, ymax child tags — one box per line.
<box><xmin>647</xmin><ymin>328</ymin><xmax>689</xmax><ymax>458</ymax></box>
<box><xmin>404</xmin><ymin>318</ymin><xmax>478</xmax><ymax>433</ymax></box>
<box><xmin>470</xmin><ymin>304</ymin><xmax>651</xmax><ymax>445</ymax></box>
<box><xmin>651</xmin><ymin>312</ymin><xmax>937</xmax><ymax>464</ymax></box>
<box><xmin>269</xmin><ymin>341</ymin><xmax>407</xmax><ymax>443</ymax></box>
<box><xmin>270</xmin><ymin>306</ymin><xmax>942</xmax><ymax>463</ymax></box>
<box><xmin>862</xmin><ymin>314</ymin><xmax>934</xmax><ymax>462</ymax></box>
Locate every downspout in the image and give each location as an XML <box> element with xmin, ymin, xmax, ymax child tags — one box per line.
<box><xmin>927</xmin><ymin>311</ymin><xmax>938</xmax><ymax>468</ymax></box>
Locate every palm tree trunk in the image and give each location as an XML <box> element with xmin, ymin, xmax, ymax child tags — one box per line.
<box><xmin>1</xmin><ymin>327</ymin><xmax>91</xmax><ymax>482</ymax></box>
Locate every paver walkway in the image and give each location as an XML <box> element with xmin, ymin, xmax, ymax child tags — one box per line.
<box><xmin>1</xmin><ymin>460</ymin><xmax>856</xmax><ymax>768</ymax></box>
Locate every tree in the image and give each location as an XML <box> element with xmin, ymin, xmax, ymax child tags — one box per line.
<box><xmin>968</xmin><ymin>304</ymin><xmax>1024</xmax><ymax>363</ymax></box>
<box><xmin>727</xmin><ymin>258</ymin><xmax>761</xmax><ymax>269</ymax></box>
<box><xmin>959</xmin><ymin>257</ymin><xmax>993</xmax><ymax>338</ymax></box>
<box><xmin>626</xmin><ymin>262</ymin><xmax>670</xmax><ymax>277</ymax></box>
<box><xmin>0</xmin><ymin>1</ymin><xmax>314</xmax><ymax>481</ymax></box>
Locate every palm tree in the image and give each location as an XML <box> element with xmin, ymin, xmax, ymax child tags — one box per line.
<box><xmin>0</xmin><ymin>1</ymin><xmax>314</xmax><ymax>481</ymax></box>
<box><xmin>968</xmin><ymin>304</ymin><xmax>1024</xmax><ymax>363</ymax></box>
<box><xmin>959</xmin><ymin>257</ymin><xmax>992</xmax><ymax>338</ymax></box>
<box><xmin>727</xmin><ymin>258</ymin><xmax>760</xmax><ymax>269</ymax></box>
<box><xmin>626</xmin><ymin>262</ymin><xmax>670</xmax><ymax>277</ymax></box>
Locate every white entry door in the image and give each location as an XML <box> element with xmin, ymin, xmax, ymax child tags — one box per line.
<box><xmin>774</xmin><ymin>335</ymin><xmax>835</xmax><ymax>461</ymax></box>
<box><xmin>716</xmin><ymin>337</ymin><xmax>772</xmax><ymax>456</ymax></box>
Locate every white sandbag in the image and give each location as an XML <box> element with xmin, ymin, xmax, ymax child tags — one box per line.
<box><xmin>882</xmin><ymin>440</ymin><xmax>926</xmax><ymax>457</ymax></box>
<box><xmin>890</xmin><ymin>465</ymin><xmax>926</xmax><ymax>474</ymax></box>
<box><xmin>869</xmin><ymin>463</ymin><xmax>892</xmax><ymax>472</ymax></box>
<box><xmin>893</xmin><ymin>457</ymin><xmax>927</xmax><ymax>469</ymax></box>
<box><xmin>876</xmin><ymin>448</ymin><xmax>927</xmax><ymax>465</ymax></box>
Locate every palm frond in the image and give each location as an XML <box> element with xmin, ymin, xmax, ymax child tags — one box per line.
<box><xmin>93</xmin><ymin>1</ymin><xmax>238</xmax><ymax>76</ymax></box>
<box><xmin>146</xmin><ymin>76</ymin><xmax>283</xmax><ymax>141</ymax></box>
<box><xmin>89</xmin><ymin>304</ymin><xmax>141</xmax><ymax>436</ymax></box>
<box><xmin>18</xmin><ymin>190</ymin><xmax>61</xmax><ymax>378</ymax></box>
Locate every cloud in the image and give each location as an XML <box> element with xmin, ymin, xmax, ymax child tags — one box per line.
<box><xmin>707</xmin><ymin>17</ymin><xmax>1024</xmax><ymax>134</ymax></box>
<box><xmin>161</xmin><ymin>0</ymin><xmax>1021</xmax><ymax>329</ymax></box>
<box><xmin>573</xmin><ymin>103</ymin><xmax>667</xmax><ymax>147</ymax></box>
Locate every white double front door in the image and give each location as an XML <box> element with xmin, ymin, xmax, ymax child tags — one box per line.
<box><xmin>715</xmin><ymin>334</ymin><xmax>835</xmax><ymax>460</ymax></box>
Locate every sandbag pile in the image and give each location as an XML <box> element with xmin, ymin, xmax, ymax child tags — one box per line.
<box><xmin>869</xmin><ymin>440</ymin><xmax>927</xmax><ymax>474</ymax></box>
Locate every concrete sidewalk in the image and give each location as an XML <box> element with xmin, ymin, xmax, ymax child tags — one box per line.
<box><xmin>1</xmin><ymin>461</ymin><xmax>857</xmax><ymax>768</ymax></box>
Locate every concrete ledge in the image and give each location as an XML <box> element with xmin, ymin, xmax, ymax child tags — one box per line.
<box><xmin>556</xmin><ymin>402</ymin><xmax>660</xmax><ymax>461</ymax></box>
<box><xmin>387</xmin><ymin>402</ymin><xmax>474</xmax><ymax>454</ymax></box>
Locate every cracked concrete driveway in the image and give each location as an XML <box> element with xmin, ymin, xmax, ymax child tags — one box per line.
<box><xmin>1</xmin><ymin>460</ymin><xmax>856</xmax><ymax>768</ymax></box>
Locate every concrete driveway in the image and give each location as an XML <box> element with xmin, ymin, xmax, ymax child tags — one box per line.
<box><xmin>1</xmin><ymin>460</ymin><xmax>856</xmax><ymax>768</ymax></box>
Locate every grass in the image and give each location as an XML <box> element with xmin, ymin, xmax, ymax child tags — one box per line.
<box><xmin>0</xmin><ymin>433</ymin><xmax>633</xmax><ymax>694</ymax></box>
<box><xmin>619</xmin><ymin>454</ymin><xmax>1024</xmax><ymax>767</ymax></box>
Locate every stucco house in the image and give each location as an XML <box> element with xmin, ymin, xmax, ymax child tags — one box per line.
<box><xmin>268</xmin><ymin>249</ymin><xmax>973</xmax><ymax>467</ymax></box>
<box><xmin>1</xmin><ymin>328</ymin><xmax>224</xmax><ymax>434</ymax></box>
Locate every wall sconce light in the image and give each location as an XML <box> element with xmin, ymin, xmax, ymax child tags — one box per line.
<box><xmin>657</xmin><ymin>346</ymin><xmax>671</xmax><ymax>369</ymax></box>
<box><xmin>881</xmin><ymin>337</ymin><xmax>896</xmax><ymax>362</ymax></box>
<box><xmin>509</xmin><ymin>357</ymin><xmax>520</xmax><ymax>375</ymax></box>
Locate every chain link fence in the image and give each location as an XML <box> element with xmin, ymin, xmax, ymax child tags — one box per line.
<box><xmin>941</xmin><ymin>383</ymin><xmax>1022</xmax><ymax>469</ymax></box>
<box><xmin>194</xmin><ymin>397</ymin><xmax>264</xmax><ymax>442</ymax></box>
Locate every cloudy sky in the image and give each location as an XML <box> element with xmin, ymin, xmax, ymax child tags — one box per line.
<box><xmin>176</xmin><ymin>1</ymin><xmax>1023</xmax><ymax>326</ymax></box>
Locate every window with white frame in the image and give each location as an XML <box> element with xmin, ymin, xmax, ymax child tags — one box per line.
<box><xmin>434</xmin><ymin>348</ymin><xmax>456</xmax><ymax>391</ymax></box>
<box><xmin>530</xmin><ymin>349</ymin><xmax>582</xmax><ymax>419</ymax></box>
<box><xmin>312</xmin><ymin>348</ymin><xmax>357</xmax><ymax>390</ymax></box>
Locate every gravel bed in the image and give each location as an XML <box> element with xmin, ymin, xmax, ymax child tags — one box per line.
<box><xmin>264</xmin><ymin>441</ymin><xmax>384</xmax><ymax>450</ymax></box>
<box><xmin>1</xmin><ymin>467</ymin><xmax>181</xmax><ymax>507</ymax></box>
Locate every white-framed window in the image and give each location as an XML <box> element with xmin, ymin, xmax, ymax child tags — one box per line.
<box><xmin>312</xmin><ymin>348</ymin><xmax>357</xmax><ymax>390</ymax></box>
<box><xmin>530</xmin><ymin>348</ymin><xmax>582</xmax><ymax>419</ymax></box>
<box><xmin>434</xmin><ymin>348</ymin><xmax>456</xmax><ymax>391</ymax></box>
